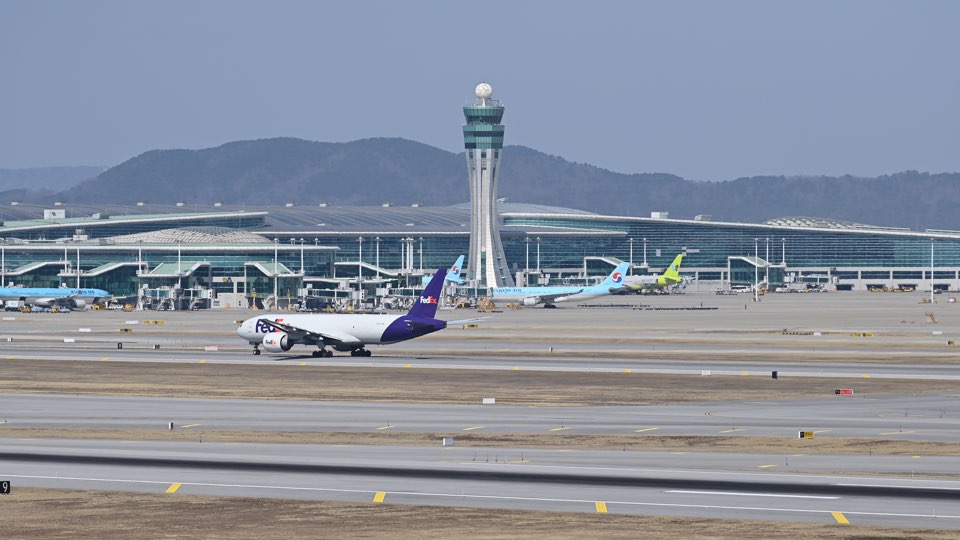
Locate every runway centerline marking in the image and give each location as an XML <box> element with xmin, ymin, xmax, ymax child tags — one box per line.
<box><xmin>595</xmin><ymin>501</ymin><xmax>608</xmax><ymax>513</ymax></box>
<box><xmin>634</xmin><ymin>428</ymin><xmax>659</xmax><ymax>433</ymax></box>
<box><xmin>463</xmin><ymin>426</ymin><xmax>485</xmax><ymax>431</ymax></box>
<box><xmin>373</xmin><ymin>491</ymin><xmax>386</xmax><ymax>503</ymax></box>
<box><xmin>832</xmin><ymin>511</ymin><xmax>850</xmax><ymax>524</ymax></box>
<box><xmin>3</xmin><ymin>474</ymin><xmax>959</xmax><ymax>521</ymax></box>
<box><xmin>667</xmin><ymin>490</ymin><xmax>839</xmax><ymax>500</ymax></box>
<box><xmin>165</xmin><ymin>483</ymin><xmax>182</xmax><ymax>494</ymax></box>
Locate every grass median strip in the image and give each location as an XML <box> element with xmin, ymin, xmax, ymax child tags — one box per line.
<box><xmin>3</xmin><ymin>428</ymin><xmax>960</xmax><ymax>457</ymax></box>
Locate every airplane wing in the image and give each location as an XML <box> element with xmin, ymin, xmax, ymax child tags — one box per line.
<box><xmin>535</xmin><ymin>290</ymin><xmax>584</xmax><ymax>304</ymax></box>
<box><xmin>257</xmin><ymin>318</ymin><xmax>362</xmax><ymax>346</ymax></box>
<box><xmin>445</xmin><ymin>316</ymin><xmax>490</xmax><ymax>325</ymax></box>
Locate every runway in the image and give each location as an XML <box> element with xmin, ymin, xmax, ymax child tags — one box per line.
<box><xmin>3</xmin><ymin>392</ymin><xmax>959</xmax><ymax>441</ymax></box>
<box><xmin>3</xmin><ymin>346</ymin><xmax>960</xmax><ymax>381</ymax></box>
<box><xmin>2</xmin><ymin>439</ymin><xmax>959</xmax><ymax>528</ymax></box>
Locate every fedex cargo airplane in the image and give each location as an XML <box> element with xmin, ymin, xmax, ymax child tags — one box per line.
<box><xmin>0</xmin><ymin>287</ymin><xmax>111</xmax><ymax>309</ymax></box>
<box><xmin>491</xmin><ymin>262</ymin><xmax>629</xmax><ymax>307</ymax></box>
<box><xmin>237</xmin><ymin>269</ymin><xmax>479</xmax><ymax>357</ymax></box>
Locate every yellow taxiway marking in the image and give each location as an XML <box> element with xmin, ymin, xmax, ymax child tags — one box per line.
<box><xmin>595</xmin><ymin>501</ymin><xmax>608</xmax><ymax>513</ymax></box>
<box><xmin>831</xmin><ymin>511</ymin><xmax>849</xmax><ymax>525</ymax></box>
<box><xmin>100</xmin><ymin>357</ymin><xmax>109</xmax><ymax>362</ymax></box>
<box><xmin>624</xmin><ymin>368</ymin><xmax>632</xmax><ymax>374</ymax></box>
<box><xmin>879</xmin><ymin>430</ymin><xmax>915</xmax><ymax>436</ymax></box>
<box><xmin>165</xmin><ymin>483</ymin><xmax>182</xmax><ymax>494</ymax></box>
<box><xmin>862</xmin><ymin>374</ymin><xmax>871</xmax><ymax>378</ymax></box>
<box><xmin>180</xmin><ymin>424</ymin><xmax>202</xmax><ymax>429</ymax></box>
<box><xmin>404</xmin><ymin>363</ymin><xmax>411</xmax><ymax>368</ymax></box>
<box><xmin>298</xmin><ymin>362</ymin><xmax>307</xmax><ymax>366</ymax></box>
<box><xmin>6</xmin><ymin>355</ymin><xmax>15</xmax><ymax>360</ymax></box>
<box><xmin>508</xmin><ymin>459</ymin><xmax>528</xmax><ymax>463</ymax></box>
<box><xmin>719</xmin><ymin>428</ymin><xmax>746</xmax><ymax>433</ymax></box>
<box><xmin>377</xmin><ymin>425</ymin><xmax>396</xmax><ymax>430</ymax></box>
<box><xmin>757</xmin><ymin>464</ymin><xmax>777</xmax><ymax>469</ymax></box>
<box><xmin>549</xmin><ymin>426</ymin><xmax>572</xmax><ymax>432</ymax></box>
<box><xmin>463</xmin><ymin>426</ymin><xmax>485</xmax><ymax>431</ymax></box>
<box><xmin>198</xmin><ymin>360</ymin><xmax>206</xmax><ymax>364</ymax></box>
<box><xmin>633</xmin><ymin>427</ymin><xmax>659</xmax><ymax>433</ymax></box>
<box><xmin>372</xmin><ymin>491</ymin><xmax>386</xmax><ymax>503</ymax></box>
<box><xmin>513</xmin><ymin>366</ymin><xmax>520</xmax><ymax>371</ymax></box>
<box><xmin>740</xmin><ymin>371</ymin><xmax>750</xmax><ymax>376</ymax></box>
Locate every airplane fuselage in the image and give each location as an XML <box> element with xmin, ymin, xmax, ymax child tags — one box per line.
<box><xmin>491</xmin><ymin>285</ymin><xmax>607</xmax><ymax>305</ymax></box>
<box><xmin>0</xmin><ymin>287</ymin><xmax>110</xmax><ymax>308</ymax></box>
<box><xmin>237</xmin><ymin>313</ymin><xmax>446</xmax><ymax>348</ymax></box>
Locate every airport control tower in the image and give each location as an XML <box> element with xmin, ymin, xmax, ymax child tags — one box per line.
<box><xmin>463</xmin><ymin>82</ymin><xmax>514</xmax><ymax>288</ymax></box>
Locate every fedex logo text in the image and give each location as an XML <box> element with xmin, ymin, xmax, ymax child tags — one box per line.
<box><xmin>420</xmin><ymin>296</ymin><xmax>438</xmax><ymax>304</ymax></box>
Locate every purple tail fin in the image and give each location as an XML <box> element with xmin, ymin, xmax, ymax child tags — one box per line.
<box><xmin>408</xmin><ymin>269</ymin><xmax>447</xmax><ymax>319</ymax></box>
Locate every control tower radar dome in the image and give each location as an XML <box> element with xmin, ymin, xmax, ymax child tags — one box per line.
<box><xmin>475</xmin><ymin>83</ymin><xmax>493</xmax><ymax>99</ymax></box>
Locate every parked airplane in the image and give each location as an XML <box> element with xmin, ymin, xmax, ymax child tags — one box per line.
<box><xmin>421</xmin><ymin>255</ymin><xmax>465</xmax><ymax>285</ymax></box>
<box><xmin>0</xmin><ymin>287</ymin><xmax>111</xmax><ymax>309</ymax></box>
<box><xmin>491</xmin><ymin>262</ymin><xmax>629</xmax><ymax>307</ymax></box>
<box><xmin>237</xmin><ymin>269</ymin><xmax>480</xmax><ymax>357</ymax></box>
<box><xmin>622</xmin><ymin>254</ymin><xmax>684</xmax><ymax>292</ymax></box>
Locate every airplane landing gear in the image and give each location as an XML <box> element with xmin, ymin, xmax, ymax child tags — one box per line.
<box><xmin>350</xmin><ymin>348</ymin><xmax>372</xmax><ymax>357</ymax></box>
<box><xmin>312</xmin><ymin>349</ymin><xmax>333</xmax><ymax>358</ymax></box>
<box><xmin>252</xmin><ymin>344</ymin><xmax>261</xmax><ymax>355</ymax></box>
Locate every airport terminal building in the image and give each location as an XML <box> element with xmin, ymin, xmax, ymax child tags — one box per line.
<box><xmin>0</xmin><ymin>202</ymin><xmax>958</xmax><ymax>306</ymax></box>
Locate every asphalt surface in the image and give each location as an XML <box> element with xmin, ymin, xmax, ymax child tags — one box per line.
<box><xmin>3</xmin><ymin>392</ymin><xmax>959</xmax><ymax>441</ymax></box>
<box><xmin>2</xmin><ymin>439</ymin><xmax>959</xmax><ymax>528</ymax></box>
<box><xmin>2</xmin><ymin>291</ymin><xmax>959</xmax><ymax>529</ymax></box>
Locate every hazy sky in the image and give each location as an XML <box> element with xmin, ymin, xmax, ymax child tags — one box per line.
<box><xmin>2</xmin><ymin>1</ymin><xmax>958</xmax><ymax>180</ymax></box>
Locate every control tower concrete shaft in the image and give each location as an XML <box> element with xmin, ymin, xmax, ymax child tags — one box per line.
<box><xmin>463</xmin><ymin>83</ymin><xmax>513</xmax><ymax>288</ymax></box>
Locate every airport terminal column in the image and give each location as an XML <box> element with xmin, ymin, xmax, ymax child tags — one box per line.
<box><xmin>754</xmin><ymin>238</ymin><xmax>759</xmax><ymax>302</ymax></box>
<box><xmin>628</xmin><ymin>238</ymin><xmax>635</xmax><ymax>275</ymax></box>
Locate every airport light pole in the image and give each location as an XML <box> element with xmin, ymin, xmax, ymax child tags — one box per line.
<box><xmin>536</xmin><ymin>236</ymin><xmax>541</xmax><ymax>272</ymax></box>
<box><xmin>931</xmin><ymin>238</ymin><xmax>935</xmax><ymax>303</ymax></box>
<box><xmin>418</xmin><ymin>237</ymin><xmax>423</xmax><ymax>273</ymax></box>
<box><xmin>525</xmin><ymin>237</ymin><xmax>530</xmax><ymax>273</ymax></box>
<box><xmin>272</xmin><ymin>238</ymin><xmax>278</xmax><ymax>304</ymax></box>
<box><xmin>628</xmin><ymin>238</ymin><xmax>635</xmax><ymax>275</ymax></box>
<box><xmin>299</xmin><ymin>238</ymin><xmax>305</xmax><ymax>275</ymax></box>
<box><xmin>765</xmin><ymin>237</ymin><xmax>770</xmax><ymax>287</ymax></box>
<box><xmin>374</xmin><ymin>237</ymin><xmax>381</xmax><ymax>278</ymax></box>
<box><xmin>642</xmin><ymin>238</ymin><xmax>648</xmax><ymax>268</ymax></box>
<box><xmin>782</xmin><ymin>237</ymin><xmax>786</xmax><ymax>265</ymax></box>
<box><xmin>1</xmin><ymin>245</ymin><xmax>4</xmax><ymax>287</ymax></box>
<box><xmin>358</xmin><ymin>237</ymin><xmax>364</xmax><ymax>289</ymax></box>
<box><xmin>754</xmin><ymin>238</ymin><xmax>759</xmax><ymax>303</ymax></box>
<box><xmin>76</xmin><ymin>246</ymin><xmax>81</xmax><ymax>288</ymax></box>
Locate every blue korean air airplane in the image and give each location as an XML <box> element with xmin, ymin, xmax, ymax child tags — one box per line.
<box><xmin>420</xmin><ymin>255</ymin><xmax>465</xmax><ymax>285</ymax></box>
<box><xmin>0</xmin><ymin>287</ymin><xmax>111</xmax><ymax>309</ymax></box>
<box><xmin>491</xmin><ymin>262</ymin><xmax>630</xmax><ymax>307</ymax></box>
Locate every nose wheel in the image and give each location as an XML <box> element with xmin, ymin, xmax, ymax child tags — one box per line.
<box><xmin>252</xmin><ymin>344</ymin><xmax>261</xmax><ymax>355</ymax></box>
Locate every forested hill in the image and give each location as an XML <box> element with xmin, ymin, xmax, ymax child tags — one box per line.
<box><xmin>55</xmin><ymin>137</ymin><xmax>960</xmax><ymax>230</ymax></box>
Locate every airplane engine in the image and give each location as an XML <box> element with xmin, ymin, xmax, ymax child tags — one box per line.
<box><xmin>262</xmin><ymin>332</ymin><xmax>293</xmax><ymax>352</ymax></box>
<box><xmin>70</xmin><ymin>299</ymin><xmax>87</xmax><ymax>309</ymax></box>
<box><xmin>522</xmin><ymin>297</ymin><xmax>540</xmax><ymax>307</ymax></box>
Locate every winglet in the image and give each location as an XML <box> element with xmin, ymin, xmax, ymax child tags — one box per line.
<box><xmin>408</xmin><ymin>268</ymin><xmax>447</xmax><ymax>319</ymax></box>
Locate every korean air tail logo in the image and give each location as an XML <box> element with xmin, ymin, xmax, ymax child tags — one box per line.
<box><xmin>420</xmin><ymin>295</ymin><xmax>438</xmax><ymax>304</ymax></box>
<box><xmin>611</xmin><ymin>272</ymin><xmax>623</xmax><ymax>284</ymax></box>
<box><xmin>451</xmin><ymin>265</ymin><xmax>460</xmax><ymax>274</ymax></box>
